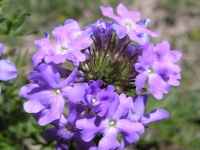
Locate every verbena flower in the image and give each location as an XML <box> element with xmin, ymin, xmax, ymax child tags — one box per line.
<box><xmin>135</xmin><ymin>43</ymin><xmax>181</xmax><ymax>99</ymax></box>
<box><xmin>19</xmin><ymin>3</ymin><xmax>182</xmax><ymax>150</ymax></box>
<box><xmin>19</xmin><ymin>64</ymin><xmax>86</xmax><ymax>125</ymax></box>
<box><xmin>100</xmin><ymin>3</ymin><xmax>159</xmax><ymax>44</ymax></box>
<box><xmin>33</xmin><ymin>19</ymin><xmax>92</xmax><ymax>66</ymax></box>
<box><xmin>76</xmin><ymin>94</ymin><xmax>145</xmax><ymax>150</ymax></box>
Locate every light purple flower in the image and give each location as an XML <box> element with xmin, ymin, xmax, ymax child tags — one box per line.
<box><xmin>0</xmin><ymin>59</ymin><xmax>17</xmax><ymax>81</ymax></box>
<box><xmin>77</xmin><ymin>93</ymin><xmax>144</xmax><ymax>150</ymax></box>
<box><xmin>100</xmin><ymin>3</ymin><xmax>159</xmax><ymax>44</ymax></box>
<box><xmin>19</xmin><ymin>64</ymin><xmax>86</xmax><ymax>126</ymax></box>
<box><xmin>135</xmin><ymin>44</ymin><xmax>181</xmax><ymax>99</ymax></box>
<box><xmin>34</xmin><ymin>19</ymin><xmax>93</xmax><ymax>66</ymax></box>
<box><xmin>0</xmin><ymin>43</ymin><xmax>17</xmax><ymax>82</ymax></box>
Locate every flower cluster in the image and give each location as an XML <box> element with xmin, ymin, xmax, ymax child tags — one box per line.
<box><xmin>0</xmin><ymin>43</ymin><xmax>17</xmax><ymax>92</ymax></box>
<box><xmin>19</xmin><ymin>3</ymin><xmax>181</xmax><ymax>150</ymax></box>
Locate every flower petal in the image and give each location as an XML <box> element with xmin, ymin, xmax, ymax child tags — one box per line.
<box><xmin>29</xmin><ymin>64</ymin><xmax>60</xmax><ymax>88</ymax></box>
<box><xmin>132</xmin><ymin>94</ymin><xmax>148</xmax><ymax>121</ymax></box>
<box><xmin>135</xmin><ymin>72</ymin><xmax>148</xmax><ymax>92</ymax></box>
<box><xmin>0</xmin><ymin>59</ymin><xmax>17</xmax><ymax>81</ymax></box>
<box><xmin>76</xmin><ymin>114</ymin><xmax>106</xmax><ymax>142</ymax></box>
<box><xmin>98</xmin><ymin>128</ymin><xmax>119</xmax><ymax>150</ymax></box>
<box><xmin>62</xmin><ymin>83</ymin><xmax>87</xmax><ymax>103</ymax></box>
<box><xmin>37</xmin><ymin>96</ymin><xmax>65</xmax><ymax>126</ymax></box>
<box><xmin>43</xmin><ymin>127</ymin><xmax>58</xmax><ymax>141</ymax></box>
<box><xmin>100</xmin><ymin>6</ymin><xmax>121</xmax><ymax>22</ymax></box>
<box><xmin>141</xmin><ymin>109</ymin><xmax>169</xmax><ymax>125</ymax></box>
<box><xmin>117</xmin><ymin>119</ymin><xmax>144</xmax><ymax>143</ymax></box>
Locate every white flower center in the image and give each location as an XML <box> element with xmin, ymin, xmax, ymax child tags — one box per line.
<box><xmin>122</xmin><ymin>19</ymin><xmax>135</xmax><ymax>30</ymax></box>
<box><xmin>109</xmin><ymin>120</ymin><xmax>116</xmax><ymax>126</ymax></box>
<box><xmin>72</xmin><ymin>31</ymin><xmax>82</xmax><ymax>39</ymax></box>
<box><xmin>54</xmin><ymin>88</ymin><xmax>61</xmax><ymax>95</ymax></box>
<box><xmin>147</xmin><ymin>68</ymin><xmax>154</xmax><ymax>74</ymax></box>
<box><xmin>92</xmin><ymin>98</ymin><xmax>97</xmax><ymax>104</ymax></box>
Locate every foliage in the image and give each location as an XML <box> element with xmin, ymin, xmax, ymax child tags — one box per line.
<box><xmin>0</xmin><ymin>0</ymin><xmax>37</xmax><ymax>36</ymax></box>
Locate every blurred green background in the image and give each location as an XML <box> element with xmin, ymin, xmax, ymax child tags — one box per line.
<box><xmin>0</xmin><ymin>0</ymin><xmax>200</xmax><ymax>150</ymax></box>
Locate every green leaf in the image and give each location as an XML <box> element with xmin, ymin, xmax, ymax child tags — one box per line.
<box><xmin>5</xmin><ymin>20</ymin><xmax>12</xmax><ymax>35</ymax></box>
<box><xmin>12</xmin><ymin>29</ymin><xmax>38</xmax><ymax>36</ymax></box>
<box><xmin>11</xmin><ymin>17</ymin><xmax>26</xmax><ymax>30</ymax></box>
<box><xmin>11</xmin><ymin>9</ymin><xmax>22</xmax><ymax>19</ymax></box>
<box><xmin>0</xmin><ymin>18</ymin><xmax>6</xmax><ymax>23</ymax></box>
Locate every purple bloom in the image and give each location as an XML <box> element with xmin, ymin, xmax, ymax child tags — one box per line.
<box><xmin>90</xmin><ymin>19</ymin><xmax>113</xmax><ymax>49</ymax></box>
<box><xmin>19</xmin><ymin>64</ymin><xmax>86</xmax><ymax>126</ymax></box>
<box><xmin>34</xmin><ymin>19</ymin><xmax>93</xmax><ymax>66</ymax></box>
<box><xmin>0</xmin><ymin>43</ymin><xmax>17</xmax><ymax>82</ymax></box>
<box><xmin>44</xmin><ymin>103</ymin><xmax>97</xmax><ymax>150</ymax></box>
<box><xmin>76</xmin><ymin>93</ymin><xmax>144</xmax><ymax>150</ymax></box>
<box><xmin>83</xmin><ymin>80</ymin><xmax>117</xmax><ymax>116</ymax></box>
<box><xmin>100</xmin><ymin>3</ymin><xmax>159</xmax><ymax>44</ymax></box>
<box><xmin>127</xmin><ymin>94</ymin><xmax>169</xmax><ymax>125</ymax></box>
<box><xmin>135</xmin><ymin>44</ymin><xmax>181</xmax><ymax>99</ymax></box>
<box><xmin>0</xmin><ymin>59</ymin><xmax>17</xmax><ymax>82</ymax></box>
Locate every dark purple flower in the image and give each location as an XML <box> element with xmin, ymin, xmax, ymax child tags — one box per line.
<box><xmin>19</xmin><ymin>64</ymin><xmax>86</xmax><ymax>126</ymax></box>
<box><xmin>82</xmin><ymin>80</ymin><xmax>117</xmax><ymax>116</ymax></box>
<box><xmin>44</xmin><ymin>103</ymin><xmax>97</xmax><ymax>150</ymax></box>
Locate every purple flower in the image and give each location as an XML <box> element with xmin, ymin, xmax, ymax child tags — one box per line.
<box><xmin>83</xmin><ymin>80</ymin><xmax>117</xmax><ymax>116</ymax></box>
<box><xmin>34</xmin><ymin>19</ymin><xmax>93</xmax><ymax>66</ymax></box>
<box><xmin>100</xmin><ymin>3</ymin><xmax>158</xmax><ymax>44</ymax></box>
<box><xmin>76</xmin><ymin>93</ymin><xmax>144</xmax><ymax>150</ymax></box>
<box><xmin>127</xmin><ymin>94</ymin><xmax>169</xmax><ymax>125</ymax></box>
<box><xmin>19</xmin><ymin>64</ymin><xmax>86</xmax><ymax>126</ymax></box>
<box><xmin>0</xmin><ymin>43</ymin><xmax>17</xmax><ymax>83</ymax></box>
<box><xmin>0</xmin><ymin>59</ymin><xmax>17</xmax><ymax>82</ymax></box>
<box><xmin>44</xmin><ymin>103</ymin><xmax>97</xmax><ymax>150</ymax></box>
<box><xmin>90</xmin><ymin>19</ymin><xmax>113</xmax><ymax>49</ymax></box>
<box><xmin>135</xmin><ymin>44</ymin><xmax>181</xmax><ymax>99</ymax></box>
